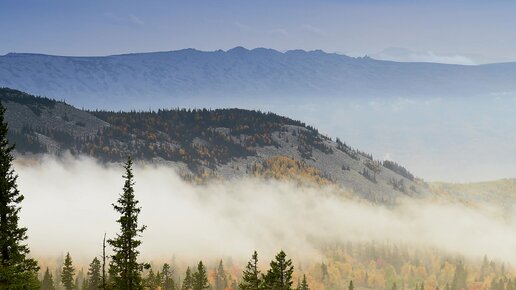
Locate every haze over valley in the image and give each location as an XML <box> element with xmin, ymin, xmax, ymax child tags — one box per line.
<box><xmin>2</xmin><ymin>1</ymin><xmax>516</xmax><ymax>290</ymax></box>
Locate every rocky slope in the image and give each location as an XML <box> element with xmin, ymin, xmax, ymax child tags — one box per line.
<box><xmin>1</xmin><ymin>88</ymin><xmax>431</xmax><ymax>203</ymax></box>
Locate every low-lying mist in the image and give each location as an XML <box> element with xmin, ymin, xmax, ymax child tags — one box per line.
<box><xmin>14</xmin><ymin>155</ymin><xmax>516</xmax><ymax>267</ymax></box>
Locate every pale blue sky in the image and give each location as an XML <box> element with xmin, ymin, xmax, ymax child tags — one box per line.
<box><xmin>1</xmin><ymin>0</ymin><xmax>516</xmax><ymax>63</ymax></box>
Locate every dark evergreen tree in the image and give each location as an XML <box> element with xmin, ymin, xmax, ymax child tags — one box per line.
<box><xmin>155</xmin><ymin>271</ymin><xmax>163</xmax><ymax>290</ymax></box>
<box><xmin>262</xmin><ymin>251</ymin><xmax>294</xmax><ymax>290</ymax></box>
<box><xmin>239</xmin><ymin>251</ymin><xmax>261</xmax><ymax>290</ymax></box>
<box><xmin>192</xmin><ymin>261</ymin><xmax>209</xmax><ymax>290</ymax></box>
<box><xmin>146</xmin><ymin>268</ymin><xmax>157</xmax><ymax>290</ymax></box>
<box><xmin>87</xmin><ymin>257</ymin><xmax>101</xmax><ymax>290</ymax></box>
<box><xmin>0</xmin><ymin>103</ymin><xmax>39</xmax><ymax>288</ymax></box>
<box><xmin>348</xmin><ymin>280</ymin><xmax>354</xmax><ymax>290</ymax></box>
<box><xmin>216</xmin><ymin>260</ymin><xmax>227</xmax><ymax>290</ymax></box>
<box><xmin>61</xmin><ymin>252</ymin><xmax>76</xmax><ymax>290</ymax></box>
<box><xmin>41</xmin><ymin>267</ymin><xmax>55</xmax><ymax>290</ymax></box>
<box><xmin>299</xmin><ymin>275</ymin><xmax>309</xmax><ymax>290</ymax></box>
<box><xmin>108</xmin><ymin>156</ymin><xmax>146</xmax><ymax>290</ymax></box>
<box><xmin>181</xmin><ymin>267</ymin><xmax>193</xmax><ymax>290</ymax></box>
<box><xmin>162</xmin><ymin>263</ymin><xmax>175</xmax><ymax>290</ymax></box>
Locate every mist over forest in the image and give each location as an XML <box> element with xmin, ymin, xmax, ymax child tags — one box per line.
<box><xmin>15</xmin><ymin>155</ymin><xmax>516</xmax><ymax>264</ymax></box>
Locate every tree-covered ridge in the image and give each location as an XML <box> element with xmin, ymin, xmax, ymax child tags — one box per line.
<box><xmin>84</xmin><ymin>108</ymin><xmax>318</xmax><ymax>166</ymax></box>
<box><xmin>0</xmin><ymin>87</ymin><xmax>59</xmax><ymax>116</ymax></box>
<box><xmin>1</xmin><ymin>87</ymin><xmax>430</xmax><ymax>203</ymax></box>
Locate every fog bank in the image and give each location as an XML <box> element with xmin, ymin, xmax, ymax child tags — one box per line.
<box><xmin>15</xmin><ymin>155</ymin><xmax>516</xmax><ymax>265</ymax></box>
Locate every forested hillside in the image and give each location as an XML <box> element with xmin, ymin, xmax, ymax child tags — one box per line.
<box><xmin>0</xmin><ymin>87</ymin><xmax>429</xmax><ymax>202</ymax></box>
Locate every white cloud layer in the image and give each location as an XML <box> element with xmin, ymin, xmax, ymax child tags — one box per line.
<box><xmin>15</xmin><ymin>155</ymin><xmax>516</xmax><ymax>266</ymax></box>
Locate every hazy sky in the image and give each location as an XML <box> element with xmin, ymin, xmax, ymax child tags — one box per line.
<box><xmin>2</xmin><ymin>0</ymin><xmax>516</xmax><ymax>63</ymax></box>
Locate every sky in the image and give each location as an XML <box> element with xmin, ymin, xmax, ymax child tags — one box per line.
<box><xmin>2</xmin><ymin>0</ymin><xmax>516</xmax><ymax>64</ymax></box>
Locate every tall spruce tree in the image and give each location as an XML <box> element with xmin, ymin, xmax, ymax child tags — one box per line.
<box><xmin>162</xmin><ymin>263</ymin><xmax>175</xmax><ymax>290</ymax></box>
<box><xmin>61</xmin><ymin>252</ymin><xmax>76</xmax><ymax>290</ymax></box>
<box><xmin>41</xmin><ymin>267</ymin><xmax>55</xmax><ymax>290</ymax></box>
<box><xmin>192</xmin><ymin>261</ymin><xmax>209</xmax><ymax>290</ymax></box>
<box><xmin>146</xmin><ymin>268</ymin><xmax>157</xmax><ymax>290</ymax></box>
<box><xmin>0</xmin><ymin>103</ymin><xmax>39</xmax><ymax>288</ymax></box>
<box><xmin>181</xmin><ymin>267</ymin><xmax>193</xmax><ymax>290</ymax></box>
<box><xmin>263</xmin><ymin>251</ymin><xmax>294</xmax><ymax>290</ymax></box>
<box><xmin>87</xmin><ymin>257</ymin><xmax>101</xmax><ymax>290</ymax></box>
<box><xmin>239</xmin><ymin>251</ymin><xmax>261</xmax><ymax>290</ymax></box>
<box><xmin>299</xmin><ymin>275</ymin><xmax>309</xmax><ymax>290</ymax></box>
<box><xmin>108</xmin><ymin>156</ymin><xmax>146</xmax><ymax>290</ymax></box>
<box><xmin>348</xmin><ymin>280</ymin><xmax>354</xmax><ymax>290</ymax></box>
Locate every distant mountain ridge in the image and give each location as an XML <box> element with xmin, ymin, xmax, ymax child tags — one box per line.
<box><xmin>1</xmin><ymin>47</ymin><xmax>516</xmax><ymax>109</ymax></box>
<box><xmin>1</xmin><ymin>87</ymin><xmax>431</xmax><ymax>203</ymax></box>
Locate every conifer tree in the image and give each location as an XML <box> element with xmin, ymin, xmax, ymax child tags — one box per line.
<box><xmin>263</xmin><ymin>251</ymin><xmax>294</xmax><ymax>290</ymax></box>
<box><xmin>41</xmin><ymin>267</ymin><xmax>55</xmax><ymax>290</ymax></box>
<box><xmin>216</xmin><ymin>260</ymin><xmax>227</xmax><ymax>290</ymax></box>
<box><xmin>239</xmin><ymin>251</ymin><xmax>261</xmax><ymax>290</ymax></box>
<box><xmin>108</xmin><ymin>156</ymin><xmax>146</xmax><ymax>290</ymax></box>
<box><xmin>348</xmin><ymin>280</ymin><xmax>354</xmax><ymax>290</ymax></box>
<box><xmin>320</xmin><ymin>262</ymin><xmax>328</xmax><ymax>281</ymax></box>
<box><xmin>87</xmin><ymin>257</ymin><xmax>101</xmax><ymax>290</ymax></box>
<box><xmin>181</xmin><ymin>267</ymin><xmax>193</xmax><ymax>290</ymax></box>
<box><xmin>156</xmin><ymin>271</ymin><xmax>163</xmax><ymax>289</ymax></box>
<box><xmin>162</xmin><ymin>263</ymin><xmax>175</xmax><ymax>290</ymax></box>
<box><xmin>146</xmin><ymin>268</ymin><xmax>157</xmax><ymax>290</ymax></box>
<box><xmin>0</xmin><ymin>103</ymin><xmax>40</xmax><ymax>288</ymax></box>
<box><xmin>192</xmin><ymin>261</ymin><xmax>210</xmax><ymax>290</ymax></box>
<box><xmin>451</xmin><ymin>262</ymin><xmax>467</xmax><ymax>290</ymax></box>
<box><xmin>61</xmin><ymin>252</ymin><xmax>76</xmax><ymax>290</ymax></box>
<box><xmin>299</xmin><ymin>275</ymin><xmax>309</xmax><ymax>290</ymax></box>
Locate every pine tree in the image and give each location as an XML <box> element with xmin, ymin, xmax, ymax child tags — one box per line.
<box><xmin>155</xmin><ymin>271</ymin><xmax>163</xmax><ymax>290</ymax></box>
<box><xmin>108</xmin><ymin>156</ymin><xmax>146</xmax><ymax>290</ymax></box>
<box><xmin>192</xmin><ymin>261</ymin><xmax>210</xmax><ymax>290</ymax></box>
<box><xmin>262</xmin><ymin>251</ymin><xmax>294</xmax><ymax>290</ymax></box>
<box><xmin>239</xmin><ymin>251</ymin><xmax>261</xmax><ymax>290</ymax></box>
<box><xmin>61</xmin><ymin>252</ymin><xmax>76</xmax><ymax>290</ymax></box>
<box><xmin>348</xmin><ymin>280</ymin><xmax>354</xmax><ymax>290</ymax></box>
<box><xmin>87</xmin><ymin>257</ymin><xmax>101</xmax><ymax>290</ymax></box>
<box><xmin>216</xmin><ymin>260</ymin><xmax>227</xmax><ymax>290</ymax></box>
<box><xmin>146</xmin><ymin>268</ymin><xmax>157</xmax><ymax>290</ymax></box>
<box><xmin>0</xmin><ymin>103</ymin><xmax>40</xmax><ymax>288</ymax></box>
<box><xmin>181</xmin><ymin>267</ymin><xmax>193</xmax><ymax>290</ymax></box>
<box><xmin>41</xmin><ymin>267</ymin><xmax>55</xmax><ymax>290</ymax></box>
<box><xmin>299</xmin><ymin>275</ymin><xmax>309</xmax><ymax>290</ymax></box>
<box><xmin>162</xmin><ymin>263</ymin><xmax>175</xmax><ymax>290</ymax></box>
<box><xmin>451</xmin><ymin>262</ymin><xmax>467</xmax><ymax>290</ymax></box>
